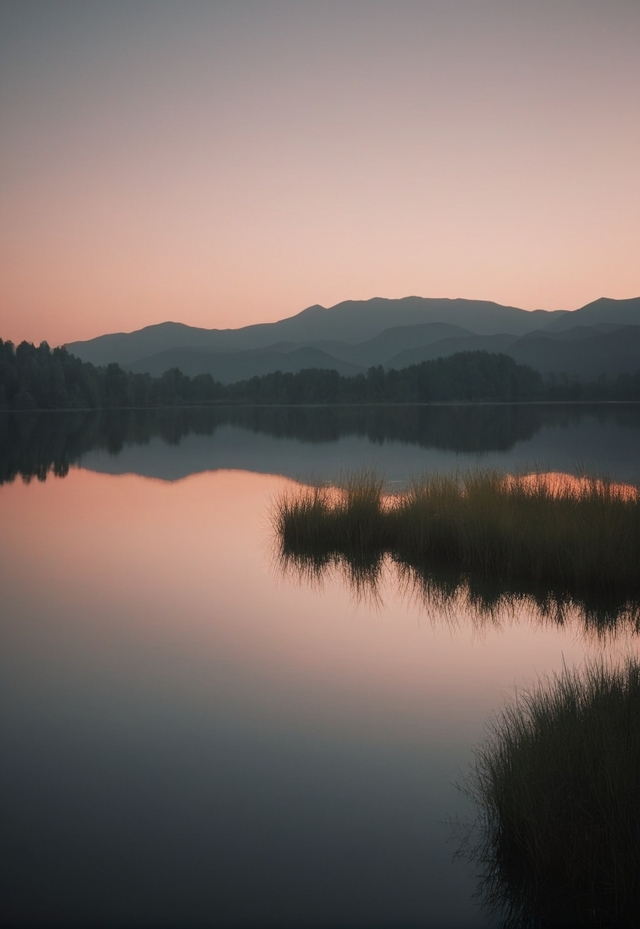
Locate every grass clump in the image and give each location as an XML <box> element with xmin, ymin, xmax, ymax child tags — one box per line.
<box><xmin>464</xmin><ymin>660</ymin><xmax>640</xmax><ymax>926</ymax></box>
<box><xmin>274</xmin><ymin>470</ymin><xmax>393</xmax><ymax>585</ymax></box>
<box><xmin>273</xmin><ymin>469</ymin><xmax>640</xmax><ymax>625</ymax></box>
<box><xmin>393</xmin><ymin>470</ymin><xmax>639</xmax><ymax>599</ymax></box>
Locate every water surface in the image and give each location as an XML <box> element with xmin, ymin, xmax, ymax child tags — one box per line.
<box><xmin>1</xmin><ymin>404</ymin><xmax>639</xmax><ymax>927</ymax></box>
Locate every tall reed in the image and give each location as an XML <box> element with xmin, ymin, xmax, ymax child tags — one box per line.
<box><xmin>464</xmin><ymin>660</ymin><xmax>640</xmax><ymax>925</ymax></box>
<box><xmin>274</xmin><ymin>470</ymin><xmax>393</xmax><ymax>585</ymax></box>
<box><xmin>393</xmin><ymin>470</ymin><xmax>639</xmax><ymax>599</ymax></box>
<box><xmin>273</xmin><ymin>469</ymin><xmax>640</xmax><ymax>624</ymax></box>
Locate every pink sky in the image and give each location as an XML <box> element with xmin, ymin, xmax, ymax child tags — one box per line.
<box><xmin>1</xmin><ymin>1</ymin><xmax>639</xmax><ymax>346</ymax></box>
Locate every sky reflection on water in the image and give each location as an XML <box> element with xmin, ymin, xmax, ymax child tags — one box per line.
<box><xmin>2</xmin><ymin>452</ymin><xmax>638</xmax><ymax>926</ymax></box>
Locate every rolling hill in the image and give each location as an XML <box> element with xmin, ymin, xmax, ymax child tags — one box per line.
<box><xmin>127</xmin><ymin>346</ymin><xmax>365</xmax><ymax>382</ymax></box>
<box><xmin>67</xmin><ymin>297</ymin><xmax>567</xmax><ymax>367</ymax></box>
<box><xmin>65</xmin><ymin>295</ymin><xmax>640</xmax><ymax>382</ymax></box>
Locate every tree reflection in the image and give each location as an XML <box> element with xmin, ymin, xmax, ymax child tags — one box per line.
<box><xmin>7</xmin><ymin>403</ymin><xmax>638</xmax><ymax>485</ymax></box>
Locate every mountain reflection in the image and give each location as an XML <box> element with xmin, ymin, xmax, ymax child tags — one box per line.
<box><xmin>3</xmin><ymin>403</ymin><xmax>640</xmax><ymax>485</ymax></box>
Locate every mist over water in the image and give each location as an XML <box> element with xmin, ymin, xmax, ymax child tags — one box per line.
<box><xmin>1</xmin><ymin>404</ymin><xmax>639</xmax><ymax>927</ymax></box>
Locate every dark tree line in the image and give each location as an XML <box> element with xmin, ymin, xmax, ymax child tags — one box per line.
<box><xmin>2</xmin><ymin>338</ymin><xmax>640</xmax><ymax>410</ymax></box>
<box><xmin>222</xmin><ymin>351</ymin><xmax>543</xmax><ymax>403</ymax></box>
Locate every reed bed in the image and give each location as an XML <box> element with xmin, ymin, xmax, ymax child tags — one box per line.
<box><xmin>465</xmin><ymin>660</ymin><xmax>640</xmax><ymax>925</ymax></box>
<box><xmin>273</xmin><ymin>469</ymin><xmax>640</xmax><ymax>617</ymax></box>
<box><xmin>273</xmin><ymin>470</ymin><xmax>393</xmax><ymax>584</ymax></box>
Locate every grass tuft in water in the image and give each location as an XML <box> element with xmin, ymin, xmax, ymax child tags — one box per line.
<box><xmin>464</xmin><ymin>659</ymin><xmax>640</xmax><ymax>926</ymax></box>
<box><xmin>273</xmin><ymin>469</ymin><xmax>640</xmax><ymax>626</ymax></box>
<box><xmin>393</xmin><ymin>470</ymin><xmax>639</xmax><ymax>596</ymax></box>
<box><xmin>273</xmin><ymin>470</ymin><xmax>393</xmax><ymax>587</ymax></box>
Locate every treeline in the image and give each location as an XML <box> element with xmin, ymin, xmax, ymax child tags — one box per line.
<box><xmin>2</xmin><ymin>337</ymin><xmax>640</xmax><ymax>409</ymax></box>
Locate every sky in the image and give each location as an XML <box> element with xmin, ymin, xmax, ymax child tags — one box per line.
<box><xmin>1</xmin><ymin>1</ymin><xmax>639</xmax><ymax>346</ymax></box>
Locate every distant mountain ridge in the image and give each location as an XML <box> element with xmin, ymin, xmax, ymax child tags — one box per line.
<box><xmin>129</xmin><ymin>346</ymin><xmax>365</xmax><ymax>381</ymax></box>
<box><xmin>68</xmin><ymin>297</ymin><xmax>568</xmax><ymax>364</ymax></box>
<box><xmin>66</xmin><ymin>295</ymin><xmax>640</xmax><ymax>382</ymax></box>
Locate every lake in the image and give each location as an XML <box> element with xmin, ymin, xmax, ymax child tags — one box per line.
<box><xmin>1</xmin><ymin>403</ymin><xmax>639</xmax><ymax>928</ymax></box>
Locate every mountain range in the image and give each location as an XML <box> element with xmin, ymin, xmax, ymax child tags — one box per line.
<box><xmin>67</xmin><ymin>296</ymin><xmax>640</xmax><ymax>383</ymax></box>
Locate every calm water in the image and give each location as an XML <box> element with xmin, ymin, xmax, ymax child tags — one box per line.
<box><xmin>1</xmin><ymin>404</ymin><xmax>639</xmax><ymax>928</ymax></box>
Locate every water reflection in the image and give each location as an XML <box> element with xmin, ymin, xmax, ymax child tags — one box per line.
<box><xmin>2</xmin><ymin>463</ymin><xmax>639</xmax><ymax>927</ymax></box>
<box><xmin>4</xmin><ymin>407</ymin><xmax>640</xmax><ymax>927</ymax></box>
<box><xmin>2</xmin><ymin>402</ymin><xmax>640</xmax><ymax>485</ymax></box>
<box><xmin>272</xmin><ymin>469</ymin><xmax>640</xmax><ymax>922</ymax></box>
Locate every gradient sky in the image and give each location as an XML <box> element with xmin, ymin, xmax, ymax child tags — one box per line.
<box><xmin>1</xmin><ymin>1</ymin><xmax>639</xmax><ymax>345</ymax></box>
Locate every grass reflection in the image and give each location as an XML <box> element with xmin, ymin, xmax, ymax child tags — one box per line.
<box><xmin>461</xmin><ymin>660</ymin><xmax>640</xmax><ymax>927</ymax></box>
<box><xmin>273</xmin><ymin>469</ymin><xmax>640</xmax><ymax>634</ymax></box>
<box><xmin>273</xmin><ymin>472</ymin><xmax>640</xmax><ymax>922</ymax></box>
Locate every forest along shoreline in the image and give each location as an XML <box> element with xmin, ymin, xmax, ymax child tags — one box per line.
<box><xmin>2</xmin><ymin>338</ymin><xmax>640</xmax><ymax>409</ymax></box>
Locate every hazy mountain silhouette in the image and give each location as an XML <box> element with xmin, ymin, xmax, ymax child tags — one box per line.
<box><xmin>508</xmin><ymin>325</ymin><xmax>640</xmax><ymax>378</ymax></box>
<box><xmin>288</xmin><ymin>322</ymin><xmax>473</xmax><ymax>366</ymax></box>
<box><xmin>67</xmin><ymin>297</ymin><xmax>567</xmax><ymax>367</ymax></box>
<box><xmin>128</xmin><ymin>346</ymin><xmax>365</xmax><ymax>382</ymax></box>
<box><xmin>128</xmin><ymin>322</ymin><xmax>474</xmax><ymax>381</ymax></box>
<box><xmin>386</xmin><ymin>323</ymin><xmax>640</xmax><ymax>379</ymax></box>
<box><xmin>541</xmin><ymin>296</ymin><xmax>640</xmax><ymax>331</ymax></box>
<box><xmin>65</xmin><ymin>295</ymin><xmax>640</xmax><ymax>381</ymax></box>
<box><xmin>387</xmin><ymin>334</ymin><xmax>515</xmax><ymax>368</ymax></box>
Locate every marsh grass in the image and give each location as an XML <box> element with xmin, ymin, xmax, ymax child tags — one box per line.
<box><xmin>273</xmin><ymin>470</ymin><xmax>393</xmax><ymax>593</ymax></box>
<box><xmin>393</xmin><ymin>470</ymin><xmax>639</xmax><ymax>597</ymax></box>
<box><xmin>273</xmin><ymin>469</ymin><xmax>640</xmax><ymax>630</ymax></box>
<box><xmin>463</xmin><ymin>660</ymin><xmax>640</xmax><ymax>926</ymax></box>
